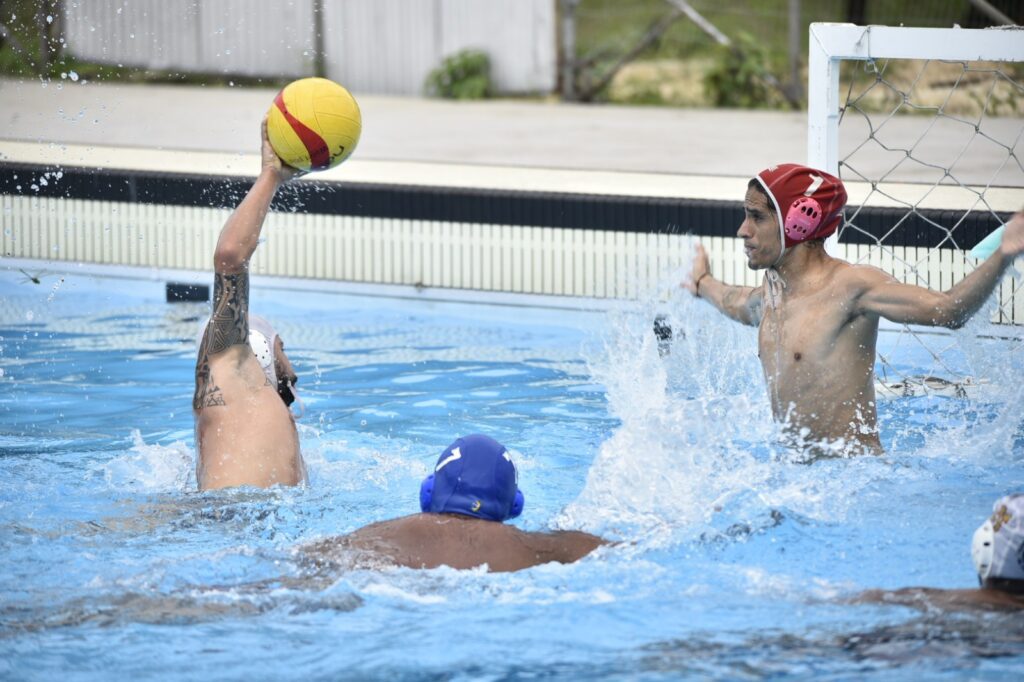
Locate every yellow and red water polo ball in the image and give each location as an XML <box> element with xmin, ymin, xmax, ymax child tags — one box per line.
<box><xmin>267</xmin><ymin>77</ymin><xmax>361</xmax><ymax>172</ymax></box>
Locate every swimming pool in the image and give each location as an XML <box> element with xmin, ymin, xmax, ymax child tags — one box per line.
<box><xmin>1</xmin><ymin>264</ymin><xmax>1023</xmax><ymax>680</ymax></box>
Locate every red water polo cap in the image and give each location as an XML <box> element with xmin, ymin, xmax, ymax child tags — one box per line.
<box><xmin>755</xmin><ymin>164</ymin><xmax>848</xmax><ymax>251</ymax></box>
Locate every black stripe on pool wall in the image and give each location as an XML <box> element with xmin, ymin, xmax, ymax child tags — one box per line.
<box><xmin>0</xmin><ymin>163</ymin><xmax>1010</xmax><ymax>249</ymax></box>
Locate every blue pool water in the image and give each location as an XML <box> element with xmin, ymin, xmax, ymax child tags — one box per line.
<box><xmin>1</xmin><ymin>264</ymin><xmax>1023</xmax><ymax>680</ymax></box>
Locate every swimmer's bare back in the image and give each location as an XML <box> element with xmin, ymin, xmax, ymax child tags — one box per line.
<box><xmin>193</xmin><ymin>121</ymin><xmax>305</xmax><ymax>490</ymax></box>
<box><xmin>303</xmin><ymin>514</ymin><xmax>606</xmax><ymax>573</ymax></box>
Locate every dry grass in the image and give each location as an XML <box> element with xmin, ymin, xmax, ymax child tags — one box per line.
<box><xmin>607</xmin><ymin>58</ymin><xmax>1024</xmax><ymax>117</ymax></box>
<box><xmin>843</xmin><ymin>60</ymin><xmax>1024</xmax><ymax>117</ymax></box>
<box><xmin>608</xmin><ymin>58</ymin><xmax>716</xmax><ymax>107</ymax></box>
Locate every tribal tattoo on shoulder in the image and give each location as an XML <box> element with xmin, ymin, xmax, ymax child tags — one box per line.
<box><xmin>193</xmin><ymin>271</ymin><xmax>250</xmax><ymax>410</ymax></box>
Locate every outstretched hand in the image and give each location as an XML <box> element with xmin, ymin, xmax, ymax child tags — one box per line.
<box><xmin>1000</xmin><ymin>210</ymin><xmax>1024</xmax><ymax>259</ymax></box>
<box><xmin>260</xmin><ymin>118</ymin><xmax>304</xmax><ymax>184</ymax></box>
<box><xmin>682</xmin><ymin>243</ymin><xmax>712</xmax><ymax>297</ymax></box>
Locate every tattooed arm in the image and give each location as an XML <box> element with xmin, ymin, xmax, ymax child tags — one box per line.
<box><xmin>684</xmin><ymin>243</ymin><xmax>763</xmax><ymax>326</ymax></box>
<box><xmin>193</xmin><ymin>272</ymin><xmax>250</xmax><ymax>409</ymax></box>
<box><xmin>193</xmin><ymin>119</ymin><xmax>299</xmax><ymax>410</ymax></box>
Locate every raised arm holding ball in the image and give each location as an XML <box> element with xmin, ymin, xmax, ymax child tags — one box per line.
<box><xmin>191</xmin><ymin>85</ymin><xmax>605</xmax><ymax>573</ymax></box>
<box><xmin>192</xmin><ymin>120</ymin><xmax>307</xmax><ymax>490</ymax></box>
<box><xmin>193</xmin><ymin>78</ymin><xmax>362</xmax><ymax>490</ymax></box>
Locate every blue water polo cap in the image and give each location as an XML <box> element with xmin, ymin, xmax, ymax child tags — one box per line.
<box><xmin>419</xmin><ymin>434</ymin><xmax>524</xmax><ymax>522</ymax></box>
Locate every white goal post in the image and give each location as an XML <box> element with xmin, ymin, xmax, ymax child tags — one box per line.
<box><xmin>804</xmin><ymin>23</ymin><xmax>1024</xmax><ymax>391</ymax></box>
<box><xmin>807</xmin><ymin>23</ymin><xmax>1024</xmax><ymax>173</ymax></box>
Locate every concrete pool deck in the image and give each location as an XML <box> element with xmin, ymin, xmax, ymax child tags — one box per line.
<box><xmin>1</xmin><ymin>77</ymin><xmax>1021</xmax><ymax>193</ymax></box>
<box><xmin>0</xmin><ymin>77</ymin><xmax>805</xmax><ymax>177</ymax></box>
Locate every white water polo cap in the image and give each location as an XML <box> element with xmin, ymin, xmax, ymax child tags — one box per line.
<box><xmin>246</xmin><ymin>315</ymin><xmax>281</xmax><ymax>386</ymax></box>
<box><xmin>972</xmin><ymin>493</ymin><xmax>1024</xmax><ymax>581</ymax></box>
<box><xmin>196</xmin><ymin>314</ymin><xmax>280</xmax><ymax>386</ymax></box>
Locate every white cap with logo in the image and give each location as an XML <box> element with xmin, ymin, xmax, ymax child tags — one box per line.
<box><xmin>196</xmin><ymin>314</ymin><xmax>280</xmax><ymax>386</ymax></box>
<box><xmin>972</xmin><ymin>493</ymin><xmax>1024</xmax><ymax>581</ymax></box>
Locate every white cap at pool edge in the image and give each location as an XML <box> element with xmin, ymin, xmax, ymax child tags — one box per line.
<box><xmin>972</xmin><ymin>493</ymin><xmax>1024</xmax><ymax>581</ymax></box>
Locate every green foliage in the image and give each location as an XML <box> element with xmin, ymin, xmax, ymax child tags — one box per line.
<box><xmin>425</xmin><ymin>49</ymin><xmax>492</xmax><ymax>100</ymax></box>
<box><xmin>703</xmin><ymin>33</ymin><xmax>786</xmax><ymax>109</ymax></box>
<box><xmin>0</xmin><ymin>0</ymin><xmax>288</xmax><ymax>86</ymax></box>
<box><xmin>0</xmin><ymin>0</ymin><xmax>54</xmax><ymax>77</ymax></box>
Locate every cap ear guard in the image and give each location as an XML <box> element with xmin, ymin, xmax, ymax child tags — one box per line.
<box><xmin>420</xmin><ymin>474</ymin><xmax>435</xmax><ymax>513</ymax></box>
<box><xmin>784</xmin><ymin>197</ymin><xmax>823</xmax><ymax>241</ymax></box>
<box><xmin>972</xmin><ymin>520</ymin><xmax>995</xmax><ymax>582</ymax></box>
<box><xmin>509</xmin><ymin>489</ymin><xmax>524</xmax><ymax>519</ymax></box>
<box><xmin>417</xmin><ymin>473</ymin><xmax>524</xmax><ymax>520</ymax></box>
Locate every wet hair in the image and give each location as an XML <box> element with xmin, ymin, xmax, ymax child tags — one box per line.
<box><xmin>982</xmin><ymin>577</ymin><xmax>1024</xmax><ymax>595</ymax></box>
<box><xmin>747</xmin><ymin>178</ymin><xmax>774</xmax><ymax>216</ymax></box>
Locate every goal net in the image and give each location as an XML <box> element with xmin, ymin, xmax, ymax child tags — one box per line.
<box><xmin>807</xmin><ymin>23</ymin><xmax>1023</xmax><ymax>396</ymax></box>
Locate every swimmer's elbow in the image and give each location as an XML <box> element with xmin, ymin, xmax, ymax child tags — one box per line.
<box><xmin>904</xmin><ymin>294</ymin><xmax>967</xmax><ymax>329</ymax></box>
<box><xmin>943</xmin><ymin>316</ymin><xmax>968</xmax><ymax>330</ymax></box>
<box><xmin>213</xmin><ymin>244</ymin><xmax>247</xmax><ymax>273</ymax></box>
<box><xmin>932</xmin><ymin>301</ymin><xmax>968</xmax><ymax>329</ymax></box>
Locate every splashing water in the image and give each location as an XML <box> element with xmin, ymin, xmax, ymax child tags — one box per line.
<box><xmin>560</xmin><ymin>247</ymin><xmax>1024</xmax><ymax>551</ymax></box>
<box><xmin>99</xmin><ymin>429</ymin><xmax>195</xmax><ymax>492</ymax></box>
<box><xmin>560</xmin><ymin>250</ymin><xmax>791</xmax><ymax>545</ymax></box>
<box><xmin>2</xmin><ymin>266</ymin><xmax>1023</xmax><ymax>677</ymax></box>
<box><xmin>925</xmin><ymin>263</ymin><xmax>1024</xmax><ymax>461</ymax></box>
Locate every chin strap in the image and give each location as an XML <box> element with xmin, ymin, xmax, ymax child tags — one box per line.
<box><xmin>765</xmin><ymin>267</ymin><xmax>787</xmax><ymax>310</ymax></box>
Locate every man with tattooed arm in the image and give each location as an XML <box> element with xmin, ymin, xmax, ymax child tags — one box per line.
<box><xmin>192</xmin><ymin>120</ymin><xmax>306</xmax><ymax>490</ymax></box>
<box><xmin>186</xmin><ymin>122</ymin><xmax>609</xmax><ymax>577</ymax></box>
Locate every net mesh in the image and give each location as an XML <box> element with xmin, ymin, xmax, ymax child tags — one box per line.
<box><xmin>837</xmin><ymin>55</ymin><xmax>1023</xmax><ymax>395</ymax></box>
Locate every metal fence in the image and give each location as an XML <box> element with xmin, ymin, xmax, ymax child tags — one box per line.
<box><xmin>62</xmin><ymin>0</ymin><xmax>557</xmax><ymax>95</ymax></box>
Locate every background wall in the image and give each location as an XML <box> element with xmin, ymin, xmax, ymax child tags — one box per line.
<box><xmin>60</xmin><ymin>0</ymin><xmax>557</xmax><ymax>95</ymax></box>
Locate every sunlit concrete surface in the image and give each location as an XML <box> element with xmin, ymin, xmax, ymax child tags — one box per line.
<box><xmin>2</xmin><ymin>78</ymin><xmax>1019</xmax><ymax>187</ymax></box>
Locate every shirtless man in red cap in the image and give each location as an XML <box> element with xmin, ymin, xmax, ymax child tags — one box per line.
<box><xmin>685</xmin><ymin>164</ymin><xmax>1024</xmax><ymax>454</ymax></box>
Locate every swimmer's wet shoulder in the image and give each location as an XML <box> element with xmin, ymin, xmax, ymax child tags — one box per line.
<box><xmin>855</xmin><ymin>586</ymin><xmax>1024</xmax><ymax>613</ymax></box>
<box><xmin>851</xmin><ymin>493</ymin><xmax>1024</xmax><ymax>613</ymax></box>
<box><xmin>310</xmin><ymin>514</ymin><xmax>605</xmax><ymax>573</ymax></box>
<box><xmin>302</xmin><ymin>435</ymin><xmax>605</xmax><ymax>573</ymax></box>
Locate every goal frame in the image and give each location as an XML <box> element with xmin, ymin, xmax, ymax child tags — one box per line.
<box><xmin>806</xmin><ymin>23</ymin><xmax>1024</xmax><ymax>174</ymax></box>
